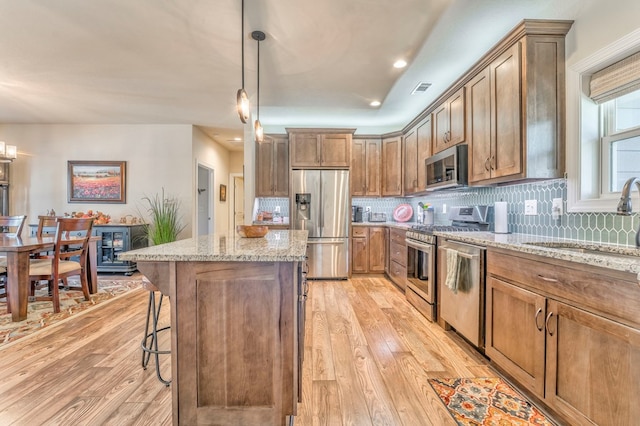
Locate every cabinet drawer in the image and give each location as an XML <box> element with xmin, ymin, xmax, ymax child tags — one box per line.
<box><xmin>388</xmin><ymin>260</ymin><xmax>406</xmax><ymax>290</ymax></box>
<box><xmin>352</xmin><ymin>227</ymin><xmax>367</xmax><ymax>238</ymax></box>
<box><xmin>389</xmin><ymin>241</ymin><xmax>406</xmax><ymax>266</ymax></box>
<box><xmin>389</xmin><ymin>228</ymin><xmax>406</xmax><ymax>245</ymax></box>
<box><xmin>488</xmin><ymin>248</ymin><xmax>640</xmax><ymax>329</ymax></box>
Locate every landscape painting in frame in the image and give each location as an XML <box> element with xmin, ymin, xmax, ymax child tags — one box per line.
<box><xmin>68</xmin><ymin>161</ymin><xmax>126</xmax><ymax>203</ymax></box>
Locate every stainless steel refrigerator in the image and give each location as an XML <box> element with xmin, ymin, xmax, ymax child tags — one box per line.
<box><xmin>291</xmin><ymin>170</ymin><xmax>349</xmax><ymax>279</ymax></box>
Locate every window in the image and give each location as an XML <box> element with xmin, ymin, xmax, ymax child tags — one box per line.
<box><xmin>601</xmin><ymin>89</ymin><xmax>640</xmax><ymax>194</ymax></box>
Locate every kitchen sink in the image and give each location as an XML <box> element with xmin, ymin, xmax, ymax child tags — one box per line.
<box><xmin>523</xmin><ymin>241</ymin><xmax>640</xmax><ymax>260</ymax></box>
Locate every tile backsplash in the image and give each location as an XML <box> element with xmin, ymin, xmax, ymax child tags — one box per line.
<box><xmin>258</xmin><ymin>179</ymin><xmax>639</xmax><ymax>246</ymax></box>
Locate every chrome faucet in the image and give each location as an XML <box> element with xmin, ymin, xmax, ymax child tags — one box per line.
<box><xmin>616</xmin><ymin>177</ymin><xmax>640</xmax><ymax>247</ymax></box>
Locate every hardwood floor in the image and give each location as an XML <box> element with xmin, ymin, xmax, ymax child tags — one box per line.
<box><xmin>0</xmin><ymin>275</ymin><xmax>494</xmax><ymax>425</ymax></box>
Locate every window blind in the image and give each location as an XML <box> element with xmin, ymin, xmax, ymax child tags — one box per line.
<box><xmin>589</xmin><ymin>51</ymin><xmax>640</xmax><ymax>104</ymax></box>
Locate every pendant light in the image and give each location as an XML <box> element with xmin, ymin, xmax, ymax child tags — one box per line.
<box><xmin>252</xmin><ymin>30</ymin><xmax>266</xmax><ymax>142</ymax></box>
<box><xmin>236</xmin><ymin>0</ymin><xmax>250</xmax><ymax>123</ymax></box>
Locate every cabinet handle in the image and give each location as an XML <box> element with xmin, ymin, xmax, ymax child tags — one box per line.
<box><xmin>484</xmin><ymin>158</ymin><xmax>491</xmax><ymax>172</ymax></box>
<box><xmin>490</xmin><ymin>155</ymin><xmax>496</xmax><ymax>170</ymax></box>
<box><xmin>537</xmin><ymin>274</ymin><xmax>558</xmax><ymax>283</ymax></box>
<box><xmin>534</xmin><ymin>308</ymin><xmax>543</xmax><ymax>331</ymax></box>
<box><xmin>545</xmin><ymin>312</ymin><xmax>555</xmax><ymax>336</ymax></box>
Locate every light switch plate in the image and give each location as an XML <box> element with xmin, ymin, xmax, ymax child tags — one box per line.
<box><xmin>524</xmin><ymin>199</ymin><xmax>538</xmax><ymax>216</ymax></box>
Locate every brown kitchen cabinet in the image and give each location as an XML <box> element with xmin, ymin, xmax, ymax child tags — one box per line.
<box><xmin>466</xmin><ymin>29</ymin><xmax>568</xmax><ymax>185</ymax></box>
<box><xmin>351</xmin><ymin>137</ymin><xmax>381</xmax><ymax>197</ymax></box>
<box><xmin>386</xmin><ymin>228</ymin><xmax>407</xmax><ymax>291</ymax></box>
<box><xmin>432</xmin><ymin>87</ymin><xmax>465</xmax><ymax>154</ymax></box>
<box><xmin>351</xmin><ymin>226</ymin><xmax>386</xmax><ymax>274</ymax></box>
<box><xmin>256</xmin><ymin>135</ymin><xmax>289</xmax><ymax>197</ymax></box>
<box><xmin>403</xmin><ymin>116</ymin><xmax>432</xmax><ymax>194</ymax></box>
<box><xmin>381</xmin><ymin>134</ymin><xmax>402</xmax><ymax>196</ymax></box>
<box><xmin>288</xmin><ymin>129</ymin><xmax>353</xmax><ymax>168</ymax></box>
<box><xmin>486</xmin><ymin>248</ymin><xmax>640</xmax><ymax>425</ymax></box>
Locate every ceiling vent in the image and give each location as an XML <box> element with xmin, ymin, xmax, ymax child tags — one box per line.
<box><xmin>411</xmin><ymin>82</ymin><xmax>431</xmax><ymax>94</ymax></box>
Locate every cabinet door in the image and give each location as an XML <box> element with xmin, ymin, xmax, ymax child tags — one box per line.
<box><xmin>432</xmin><ymin>105</ymin><xmax>449</xmax><ymax>154</ymax></box>
<box><xmin>416</xmin><ymin>117</ymin><xmax>432</xmax><ymax>192</ymax></box>
<box><xmin>448</xmin><ymin>87</ymin><xmax>465</xmax><ymax>145</ymax></box>
<box><xmin>545</xmin><ymin>299</ymin><xmax>640</xmax><ymax>425</ymax></box>
<box><xmin>381</xmin><ymin>136</ymin><xmax>402</xmax><ymax>196</ymax></box>
<box><xmin>290</xmin><ymin>133</ymin><xmax>320</xmax><ymax>167</ymax></box>
<box><xmin>364</xmin><ymin>139</ymin><xmax>381</xmax><ymax>196</ymax></box>
<box><xmin>403</xmin><ymin>128</ymin><xmax>418</xmax><ymax>194</ymax></box>
<box><xmin>485</xmin><ymin>276</ymin><xmax>546</xmax><ymax>397</ymax></box>
<box><xmin>491</xmin><ymin>42</ymin><xmax>522</xmax><ymax>179</ymax></box>
<box><xmin>320</xmin><ymin>134</ymin><xmax>350</xmax><ymax>167</ymax></box>
<box><xmin>273</xmin><ymin>137</ymin><xmax>289</xmax><ymax>196</ymax></box>
<box><xmin>352</xmin><ymin>235</ymin><xmax>368</xmax><ymax>273</ymax></box>
<box><xmin>351</xmin><ymin>139</ymin><xmax>366</xmax><ymax>196</ymax></box>
<box><xmin>368</xmin><ymin>227</ymin><xmax>386</xmax><ymax>273</ymax></box>
<box><xmin>466</xmin><ymin>67</ymin><xmax>492</xmax><ymax>183</ymax></box>
<box><xmin>255</xmin><ymin>139</ymin><xmax>274</xmax><ymax>196</ymax></box>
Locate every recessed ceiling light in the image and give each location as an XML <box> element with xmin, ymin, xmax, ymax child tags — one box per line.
<box><xmin>393</xmin><ymin>59</ymin><xmax>407</xmax><ymax>69</ymax></box>
<box><xmin>233</xmin><ymin>137</ymin><xmax>242</xmax><ymax>141</ymax></box>
<box><xmin>370</xmin><ymin>100</ymin><xmax>381</xmax><ymax>107</ymax></box>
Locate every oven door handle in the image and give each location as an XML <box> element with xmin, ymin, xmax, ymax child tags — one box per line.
<box><xmin>444</xmin><ymin>248</ymin><xmax>480</xmax><ymax>261</ymax></box>
<box><xmin>405</xmin><ymin>239</ymin><xmax>434</xmax><ymax>252</ymax></box>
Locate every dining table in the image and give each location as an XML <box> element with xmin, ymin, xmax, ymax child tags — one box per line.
<box><xmin>1</xmin><ymin>234</ymin><xmax>99</xmax><ymax>322</ymax></box>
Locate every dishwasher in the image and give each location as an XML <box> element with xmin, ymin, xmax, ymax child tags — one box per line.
<box><xmin>438</xmin><ymin>238</ymin><xmax>486</xmax><ymax>351</ymax></box>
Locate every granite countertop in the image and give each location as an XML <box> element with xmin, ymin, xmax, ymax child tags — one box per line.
<box><xmin>118</xmin><ymin>230</ymin><xmax>308</xmax><ymax>262</ymax></box>
<box><xmin>434</xmin><ymin>231</ymin><xmax>640</xmax><ymax>276</ymax></box>
<box><xmin>252</xmin><ymin>220</ymin><xmax>290</xmax><ymax>226</ymax></box>
<box><xmin>352</xmin><ymin>221</ymin><xmax>415</xmax><ymax>230</ymax></box>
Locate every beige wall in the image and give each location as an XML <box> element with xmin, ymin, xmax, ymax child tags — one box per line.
<box><xmin>0</xmin><ymin>123</ymin><xmax>239</xmax><ymax>238</ymax></box>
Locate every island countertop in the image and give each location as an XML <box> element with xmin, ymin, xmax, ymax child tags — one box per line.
<box><xmin>118</xmin><ymin>229</ymin><xmax>308</xmax><ymax>262</ymax></box>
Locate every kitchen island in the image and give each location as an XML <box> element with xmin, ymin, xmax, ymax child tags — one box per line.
<box><xmin>119</xmin><ymin>230</ymin><xmax>308</xmax><ymax>426</ymax></box>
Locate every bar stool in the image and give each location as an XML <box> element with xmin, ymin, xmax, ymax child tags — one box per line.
<box><xmin>141</xmin><ymin>280</ymin><xmax>171</xmax><ymax>386</ymax></box>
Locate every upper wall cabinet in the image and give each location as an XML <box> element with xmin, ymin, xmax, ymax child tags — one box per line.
<box><xmin>404</xmin><ymin>116</ymin><xmax>432</xmax><ymax>195</ymax></box>
<box><xmin>351</xmin><ymin>137</ymin><xmax>381</xmax><ymax>197</ymax></box>
<box><xmin>288</xmin><ymin>129</ymin><xmax>353</xmax><ymax>168</ymax></box>
<box><xmin>432</xmin><ymin>87</ymin><xmax>465</xmax><ymax>154</ymax></box>
<box><xmin>256</xmin><ymin>135</ymin><xmax>289</xmax><ymax>197</ymax></box>
<box><xmin>382</xmin><ymin>134</ymin><xmax>402</xmax><ymax>196</ymax></box>
<box><xmin>466</xmin><ymin>21</ymin><xmax>572</xmax><ymax>185</ymax></box>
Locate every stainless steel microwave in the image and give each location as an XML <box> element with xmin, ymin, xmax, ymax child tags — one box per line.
<box><xmin>425</xmin><ymin>144</ymin><xmax>468</xmax><ymax>191</ymax></box>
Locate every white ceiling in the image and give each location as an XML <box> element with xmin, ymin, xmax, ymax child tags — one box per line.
<box><xmin>0</xmin><ymin>0</ymin><xmax>584</xmax><ymax>151</ymax></box>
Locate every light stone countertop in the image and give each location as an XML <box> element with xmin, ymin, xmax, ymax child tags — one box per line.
<box><xmin>435</xmin><ymin>231</ymin><xmax>640</xmax><ymax>276</ymax></box>
<box><xmin>118</xmin><ymin>230</ymin><xmax>308</xmax><ymax>262</ymax></box>
<box><xmin>351</xmin><ymin>221</ymin><xmax>416</xmax><ymax>230</ymax></box>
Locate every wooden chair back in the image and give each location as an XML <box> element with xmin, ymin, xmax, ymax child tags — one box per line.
<box><xmin>52</xmin><ymin>218</ymin><xmax>94</xmax><ymax>268</ymax></box>
<box><xmin>0</xmin><ymin>215</ymin><xmax>26</xmax><ymax>235</ymax></box>
<box><xmin>36</xmin><ymin>215</ymin><xmax>62</xmax><ymax>238</ymax></box>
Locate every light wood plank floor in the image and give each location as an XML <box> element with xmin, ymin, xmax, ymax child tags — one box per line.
<box><xmin>0</xmin><ymin>275</ymin><xmax>496</xmax><ymax>425</ymax></box>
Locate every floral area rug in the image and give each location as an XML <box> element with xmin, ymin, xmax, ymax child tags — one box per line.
<box><xmin>429</xmin><ymin>377</ymin><xmax>556</xmax><ymax>425</ymax></box>
<box><xmin>0</xmin><ymin>276</ymin><xmax>142</xmax><ymax>348</ymax></box>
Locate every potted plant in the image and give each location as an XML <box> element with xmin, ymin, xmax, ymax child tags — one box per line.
<box><xmin>140</xmin><ymin>188</ymin><xmax>185</xmax><ymax>245</ymax></box>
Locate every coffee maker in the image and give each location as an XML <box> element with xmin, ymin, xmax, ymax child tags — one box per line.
<box><xmin>351</xmin><ymin>206</ymin><xmax>363</xmax><ymax>223</ymax></box>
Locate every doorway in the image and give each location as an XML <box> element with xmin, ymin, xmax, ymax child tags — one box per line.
<box><xmin>232</xmin><ymin>175</ymin><xmax>245</xmax><ymax>229</ymax></box>
<box><xmin>197</xmin><ymin>164</ymin><xmax>213</xmax><ymax>236</ymax></box>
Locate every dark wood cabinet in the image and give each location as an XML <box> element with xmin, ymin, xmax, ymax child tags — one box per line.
<box><xmin>351</xmin><ymin>138</ymin><xmax>381</xmax><ymax>197</ymax></box>
<box><xmin>289</xmin><ymin>129</ymin><xmax>353</xmax><ymax>168</ymax></box>
<box><xmin>381</xmin><ymin>135</ymin><xmax>402</xmax><ymax>196</ymax></box>
<box><xmin>256</xmin><ymin>135</ymin><xmax>289</xmax><ymax>197</ymax></box>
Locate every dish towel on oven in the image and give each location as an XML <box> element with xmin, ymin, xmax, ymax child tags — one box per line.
<box><xmin>445</xmin><ymin>249</ymin><xmax>471</xmax><ymax>294</ymax></box>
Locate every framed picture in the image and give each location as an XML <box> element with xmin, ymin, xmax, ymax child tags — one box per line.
<box><xmin>68</xmin><ymin>161</ymin><xmax>126</xmax><ymax>203</ymax></box>
<box><xmin>220</xmin><ymin>184</ymin><xmax>227</xmax><ymax>202</ymax></box>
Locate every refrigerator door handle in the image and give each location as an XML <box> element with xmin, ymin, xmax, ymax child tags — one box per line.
<box><xmin>319</xmin><ymin>177</ymin><xmax>324</xmax><ymax>233</ymax></box>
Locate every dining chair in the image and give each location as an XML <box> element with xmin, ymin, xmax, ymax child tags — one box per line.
<box><xmin>0</xmin><ymin>215</ymin><xmax>27</xmax><ymax>236</ymax></box>
<box><xmin>0</xmin><ymin>215</ymin><xmax>26</xmax><ymax>311</ymax></box>
<box><xmin>28</xmin><ymin>217</ymin><xmax>94</xmax><ymax>313</ymax></box>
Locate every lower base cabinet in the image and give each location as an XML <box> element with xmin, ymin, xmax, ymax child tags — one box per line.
<box><xmin>351</xmin><ymin>226</ymin><xmax>386</xmax><ymax>274</ymax></box>
<box><xmin>387</xmin><ymin>228</ymin><xmax>407</xmax><ymax>291</ymax></box>
<box><xmin>486</xmin><ymin>248</ymin><xmax>640</xmax><ymax>425</ymax></box>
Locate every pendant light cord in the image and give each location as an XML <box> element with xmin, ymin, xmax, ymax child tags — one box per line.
<box><xmin>241</xmin><ymin>0</ymin><xmax>245</xmax><ymax>90</ymax></box>
<box><xmin>257</xmin><ymin>38</ymin><xmax>260</xmax><ymax>120</ymax></box>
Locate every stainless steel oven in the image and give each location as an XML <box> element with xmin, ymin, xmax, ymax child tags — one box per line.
<box><xmin>405</xmin><ymin>235</ymin><xmax>436</xmax><ymax>321</ymax></box>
